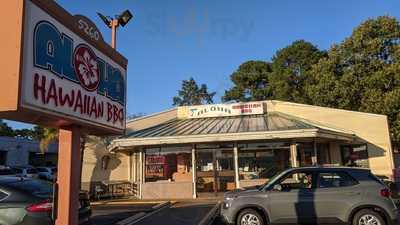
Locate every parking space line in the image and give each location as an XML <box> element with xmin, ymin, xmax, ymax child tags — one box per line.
<box><xmin>115</xmin><ymin>212</ymin><xmax>146</xmax><ymax>225</ymax></box>
<box><xmin>198</xmin><ymin>202</ymin><xmax>221</xmax><ymax>225</ymax></box>
<box><xmin>118</xmin><ymin>201</ymin><xmax>173</xmax><ymax>225</ymax></box>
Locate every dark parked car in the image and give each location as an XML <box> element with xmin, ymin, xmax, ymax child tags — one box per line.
<box><xmin>36</xmin><ymin>167</ymin><xmax>57</xmax><ymax>181</ymax></box>
<box><xmin>221</xmin><ymin>167</ymin><xmax>398</xmax><ymax>225</ymax></box>
<box><xmin>0</xmin><ymin>177</ymin><xmax>91</xmax><ymax>225</ymax></box>
<box><xmin>0</xmin><ymin>167</ymin><xmax>16</xmax><ymax>177</ymax></box>
<box><xmin>11</xmin><ymin>166</ymin><xmax>39</xmax><ymax>178</ymax></box>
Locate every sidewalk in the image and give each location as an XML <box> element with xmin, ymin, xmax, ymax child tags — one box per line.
<box><xmin>90</xmin><ymin>197</ymin><xmax>170</xmax><ymax>206</ymax></box>
<box><xmin>90</xmin><ymin>196</ymin><xmax>219</xmax><ymax>205</ymax></box>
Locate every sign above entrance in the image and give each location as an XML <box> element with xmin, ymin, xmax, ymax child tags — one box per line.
<box><xmin>0</xmin><ymin>0</ymin><xmax>128</xmax><ymax>134</ymax></box>
<box><xmin>187</xmin><ymin>102</ymin><xmax>264</xmax><ymax>119</ymax></box>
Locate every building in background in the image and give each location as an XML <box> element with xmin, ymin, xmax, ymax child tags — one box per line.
<box><xmin>81</xmin><ymin>100</ymin><xmax>395</xmax><ymax>199</ymax></box>
<box><xmin>0</xmin><ymin>136</ymin><xmax>58</xmax><ymax>167</ymax></box>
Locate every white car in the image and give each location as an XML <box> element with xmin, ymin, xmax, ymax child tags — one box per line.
<box><xmin>36</xmin><ymin>167</ymin><xmax>57</xmax><ymax>181</ymax></box>
<box><xmin>11</xmin><ymin>166</ymin><xmax>39</xmax><ymax>178</ymax></box>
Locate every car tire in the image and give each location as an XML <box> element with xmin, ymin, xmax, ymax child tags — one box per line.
<box><xmin>237</xmin><ymin>209</ymin><xmax>265</xmax><ymax>225</ymax></box>
<box><xmin>352</xmin><ymin>209</ymin><xmax>386</xmax><ymax>225</ymax></box>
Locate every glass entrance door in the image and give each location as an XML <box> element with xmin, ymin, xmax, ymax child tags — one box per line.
<box><xmin>215</xmin><ymin>149</ymin><xmax>235</xmax><ymax>192</ymax></box>
<box><xmin>196</xmin><ymin>148</ymin><xmax>235</xmax><ymax>195</ymax></box>
<box><xmin>196</xmin><ymin>149</ymin><xmax>215</xmax><ymax>193</ymax></box>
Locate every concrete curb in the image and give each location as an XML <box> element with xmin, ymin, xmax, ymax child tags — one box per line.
<box><xmin>91</xmin><ymin>200</ymin><xmax>166</xmax><ymax>206</ymax></box>
<box><xmin>115</xmin><ymin>201</ymin><xmax>174</xmax><ymax>225</ymax></box>
<box><xmin>198</xmin><ymin>201</ymin><xmax>221</xmax><ymax>225</ymax></box>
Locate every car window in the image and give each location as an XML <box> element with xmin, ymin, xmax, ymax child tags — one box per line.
<box><xmin>277</xmin><ymin>171</ymin><xmax>314</xmax><ymax>190</ymax></box>
<box><xmin>318</xmin><ymin>172</ymin><xmax>358</xmax><ymax>188</ymax></box>
<box><xmin>27</xmin><ymin>168</ymin><xmax>38</xmax><ymax>174</ymax></box>
<box><xmin>0</xmin><ymin>169</ymin><xmax>15</xmax><ymax>175</ymax></box>
<box><xmin>5</xmin><ymin>179</ymin><xmax>52</xmax><ymax>197</ymax></box>
<box><xmin>12</xmin><ymin>168</ymin><xmax>22</xmax><ymax>174</ymax></box>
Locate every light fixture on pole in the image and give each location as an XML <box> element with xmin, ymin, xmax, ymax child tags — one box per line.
<box><xmin>97</xmin><ymin>10</ymin><xmax>133</xmax><ymax>49</ymax></box>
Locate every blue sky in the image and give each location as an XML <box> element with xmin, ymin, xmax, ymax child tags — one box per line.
<box><xmin>8</xmin><ymin>0</ymin><xmax>400</xmax><ymax>129</ymax></box>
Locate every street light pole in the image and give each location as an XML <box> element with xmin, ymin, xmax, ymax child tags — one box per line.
<box><xmin>111</xmin><ymin>19</ymin><xmax>118</xmax><ymax>49</ymax></box>
<box><xmin>97</xmin><ymin>10</ymin><xmax>133</xmax><ymax>50</ymax></box>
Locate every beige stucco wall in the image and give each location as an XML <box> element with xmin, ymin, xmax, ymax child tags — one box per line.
<box><xmin>267</xmin><ymin>100</ymin><xmax>394</xmax><ymax>178</ymax></box>
<box><xmin>81</xmin><ymin>136</ymin><xmax>130</xmax><ymax>192</ymax></box>
<box><xmin>141</xmin><ymin>181</ymin><xmax>193</xmax><ymax>199</ymax></box>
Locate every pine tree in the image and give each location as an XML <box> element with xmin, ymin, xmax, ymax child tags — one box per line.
<box><xmin>173</xmin><ymin>77</ymin><xmax>216</xmax><ymax>106</ymax></box>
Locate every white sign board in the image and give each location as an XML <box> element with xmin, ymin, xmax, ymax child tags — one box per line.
<box><xmin>188</xmin><ymin>102</ymin><xmax>264</xmax><ymax>118</ymax></box>
<box><xmin>20</xmin><ymin>1</ymin><xmax>126</xmax><ymax>131</ymax></box>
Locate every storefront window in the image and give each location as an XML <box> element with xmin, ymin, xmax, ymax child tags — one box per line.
<box><xmin>145</xmin><ymin>146</ymin><xmax>192</xmax><ymax>182</ymax></box>
<box><xmin>238</xmin><ymin>142</ymin><xmax>290</xmax><ymax>181</ymax></box>
<box><xmin>297</xmin><ymin>142</ymin><xmax>331</xmax><ymax>166</ymax></box>
<box><xmin>216</xmin><ymin>150</ymin><xmax>234</xmax><ymax>171</ymax></box>
<box><xmin>341</xmin><ymin>144</ymin><xmax>369</xmax><ymax>168</ymax></box>
<box><xmin>317</xmin><ymin>143</ymin><xmax>331</xmax><ymax>165</ymax></box>
<box><xmin>297</xmin><ymin>143</ymin><xmax>313</xmax><ymax>166</ymax></box>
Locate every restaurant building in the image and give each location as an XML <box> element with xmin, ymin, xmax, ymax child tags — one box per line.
<box><xmin>82</xmin><ymin>100</ymin><xmax>395</xmax><ymax>199</ymax></box>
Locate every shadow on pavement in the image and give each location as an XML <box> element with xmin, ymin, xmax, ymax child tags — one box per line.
<box><xmin>134</xmin><ymin>202</ymin><xmax>216</xmax><ymax>225</ymax></box>
<box><xmin>91</xmin><ymin>204</ymin><xmax>156</xmax><ymax>225</ymax></box>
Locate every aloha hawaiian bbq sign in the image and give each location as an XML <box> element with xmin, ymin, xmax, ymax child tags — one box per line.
<box><xmin>187</xmin><ymin>102</ymin><xmax>264</xmax><ymax>119</ymax></box>
<box><xmin>0</xmin><ymin>0</ymin><xmax>127</xmax><ymax>134</ymax></box>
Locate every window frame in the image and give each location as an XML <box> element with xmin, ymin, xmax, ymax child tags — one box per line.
<box><xmin>316</xmin><ymin>170</ymin><xmax>359</xmax><ymax>189</ymax></box>
<box><xmin>238</xmin><ymin>148</ymin><xmax>290</xmax><ymax>181</ymax></box>
<box><xmin>270</xmin><ymin>169</ymin><xmax>318</xmax><ymax>190</ymax></box>
<box><xmin>144</xmin><ymin>146</ymin><xmax>192</xmax><ymax>183</ymax></box>
<box><xmin>340</xmin><ymin>144</ymin><xmax>369</xmax><ymax>168</ymax></box>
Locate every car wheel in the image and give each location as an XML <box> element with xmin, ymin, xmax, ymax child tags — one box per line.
<box><xmin>353</xmin><ymin>209</ymin><xmax>386</xmax><ymax>225</ymax></box>
<box><xmin>237</xmin><ymin>209</ymin><xmax>265</xmax><ymax>225</ymax></box>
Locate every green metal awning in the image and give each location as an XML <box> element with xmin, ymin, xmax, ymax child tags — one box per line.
<box><xmin>109</xmin><ymin>112</ymin><xmax>356</xmax><ymax>151</ymax></box>
<box><xmin>125</xmin><ymin>112</ymin><xmax>315</xmax><ymax>138</ymax></box>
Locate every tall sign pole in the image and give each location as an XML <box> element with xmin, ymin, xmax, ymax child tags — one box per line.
<box><xmin>56</xmin><ymin>127</ymin><xmax>82</xmax><ymax>225</ymax></box>
<box><xmin>0</xmin><ymin>1</ymin><xmax>129</xmax><ymax>225</ymax></box>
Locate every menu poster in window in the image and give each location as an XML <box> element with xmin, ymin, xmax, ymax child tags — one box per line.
<box><xmin>146</xmin><ymin>164</ymin><xmax>164</xmax><ymax>178</ymax></box>
<box><xmin>146</xmin><ymin>155</ymin><xmax>166</xmax><ymax>164</ymax></box>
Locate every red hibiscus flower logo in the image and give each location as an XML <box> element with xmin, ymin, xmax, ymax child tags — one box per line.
<box><xmin>74</xmin><ymin>44</ymin><xmax>100</xmax><ymax>91</ymax></box>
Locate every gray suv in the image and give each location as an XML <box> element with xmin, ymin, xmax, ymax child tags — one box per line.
<box><xmin>221</xmin><ymin>167</ymin><xmax>398</xmax><ymax>225</ymax></box>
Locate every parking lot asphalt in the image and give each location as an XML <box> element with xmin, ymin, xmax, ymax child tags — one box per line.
<box><xmin>91</xmin><ymin>201</ymin><xmax>400</xmax><ymax>225</ymax></box>
<box><xmin>131</xmin><ymin>201</ymin><xmax>218</xmax><ymax>225</ymax></box>
<box><xmin>91</xmin><ymin>203</ymin><xmax>157</xmax><ymax>225</ymax></box>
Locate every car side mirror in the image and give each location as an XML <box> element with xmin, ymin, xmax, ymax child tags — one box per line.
<box><xmin>273</xmin><ymin>184</ymin><xmax>282</xmax><ymax>191</ymax></box>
